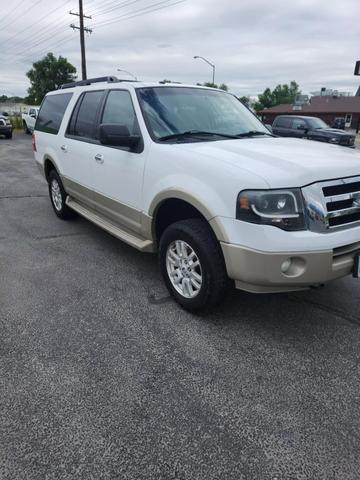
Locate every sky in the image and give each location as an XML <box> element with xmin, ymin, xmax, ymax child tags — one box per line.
<box><xmin>0</xmin><ymin>0</ymin><xmax>359</xmax><ymax>98</ymax></box>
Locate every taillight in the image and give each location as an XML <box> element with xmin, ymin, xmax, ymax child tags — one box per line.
<box><xmin>32</xmin><ymin>132</ymin><xmax>37</xmax><ymax>152</ymax></box>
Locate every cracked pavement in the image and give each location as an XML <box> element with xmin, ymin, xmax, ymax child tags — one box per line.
<box><xmin>0</xmin><ymin>132</ymin><xmax>360</xmax><ymax>479</ymax></box>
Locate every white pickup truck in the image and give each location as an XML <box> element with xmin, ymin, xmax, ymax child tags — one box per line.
<box><xmin>33</xmin><ymin>77</ymin><xmax>360</xmax><ymax>311</ymax></box>
<box><xmin>22</xmin><ymin>107</ymin><xmax>39</xmax><ymax>134</ymax></box>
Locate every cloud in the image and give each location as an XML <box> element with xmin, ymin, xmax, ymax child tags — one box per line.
<box><xmin>0</xmin><ymin>0</ymin><xmax>359</xmax><ymax>97</ymax></box>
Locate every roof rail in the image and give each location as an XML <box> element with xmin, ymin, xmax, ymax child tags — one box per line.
<box><xmin>59</xmin><ymin>76</ymin><xmax>121</xmax><ymax>89</ymax></box>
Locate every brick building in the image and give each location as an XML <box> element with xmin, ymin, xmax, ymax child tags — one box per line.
<box><xmin>259</xmin><ymin>95</ymin><xmax>360</xmax><ymax>130</ymax></box>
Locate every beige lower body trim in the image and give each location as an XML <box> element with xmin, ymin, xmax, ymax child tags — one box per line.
<box><xmin>62</xmin><ymin>176</ymin><xmax>98</xmax><ymax>211</ymax></box>
<box><xmin>221</xmin><ymin>242</ymin><xmax>355</xmax><ymax>294</ymax></box>
<box><xmin>61</xmin><ymin>176</ymin><xmax>155</xmax><ymax>251</ymax></box>
<box><xmin>66</xmin><ymin>197</ymin><xmax>154</xmax><ymax>252</ymax></box>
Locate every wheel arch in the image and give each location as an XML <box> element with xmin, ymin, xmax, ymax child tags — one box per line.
<box><xmin>43</xmin><ymin>156</ymin><xmax>61</xmax><ymax>183</ymax></box>
<box><xmin>149</xmin><ymin>190</ymin><xmax>228</xmax><ymax>246</ymax></box>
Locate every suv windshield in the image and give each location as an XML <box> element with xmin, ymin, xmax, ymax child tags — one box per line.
<box><xmin>307</xmin><ymin>117</ymin><xmax>328</xmax><ymax>129</ymax></box>
<box><xmin>137</xmin><ymin>86</ymin><xmax>268</xmax><ymax>141</ymax></box>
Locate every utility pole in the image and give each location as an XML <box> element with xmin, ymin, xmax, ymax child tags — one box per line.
<box><xmin>70</xmin><ymin>0</ymin><xmax>92</xmax><ymax>80</ymax></box>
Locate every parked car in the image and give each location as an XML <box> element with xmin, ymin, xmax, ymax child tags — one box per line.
<box><xmin>0</xmin><ymin>114</ymin><xmax>13</xmax><ymax>139</ymax></box>
<box><xmin>33</xmin><ymin>77</ymin><xmax>360</xmax><ymax>311</ymax></box>
<box><xmin>22</xmin><ymin>107</ymin><xmax>39</xmax><ymax>134</ymax></box>
<box><xmin>331</xmin><ymin>117</ymin><xmax>346</xmax><ymax>130</ymax></box>
<box><xmin>272</xmin><ymin>115</ymin><xmax>355</xmax><ymax>147</ymax></box>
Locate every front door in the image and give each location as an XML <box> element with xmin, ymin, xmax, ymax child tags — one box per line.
<box><xmin>90</xmin><ymin>89</ymin><xmax>149</xmax><ymax>234</ymax></box>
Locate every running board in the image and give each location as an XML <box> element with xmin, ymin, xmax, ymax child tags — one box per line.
<box><xmin>66</xmin><ymin>197</ymin><xmax>154</xmax><ymax>252</ymax></box>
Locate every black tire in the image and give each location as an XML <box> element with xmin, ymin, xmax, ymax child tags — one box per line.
<box><xmin>6</xmin><ymin>132</ymin><xmax>12</xmax><ymax>139</ymax></box>
<box><xmin>159</xmin><ymin>219</ymin><xmax>229</xmax><ymax>312</ymax></box>
<box><xmin>48</xmin><ymin>170</ymin><xmax>76</xmax><ymax>220</ymax></box>
<box><xmin>23</xmin><ymin>121</ymin><xmax>30</xmax><ymax>134</ymax></box>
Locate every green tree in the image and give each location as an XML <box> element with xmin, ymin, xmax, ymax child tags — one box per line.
<box><xmin>197</xmin><ymin>82</ymin><xmax>228</xmax><ymax>91</ymax></box>
<box><xmin>239</xmin><ymin>95</ymin><xmax>250</xmax><ymax>106</ymax></box>
<box><xmin>26</xmin><ymin>53</ymin><xmax>77</xmax><ymax>104</ymax></box>
<box><xmin>254</xmin><ymin>81</ymin><xmax>300</xmax><ymax>111</ymax></box>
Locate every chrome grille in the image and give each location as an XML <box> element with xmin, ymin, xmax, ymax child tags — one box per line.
<box><xmin>302</xmin><ymin>175</ymin><xmax>360</xmax><ymax>232</ymax></box>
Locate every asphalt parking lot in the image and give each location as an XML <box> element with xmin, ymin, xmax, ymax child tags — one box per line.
<box><xmin>1</xmin><ymin>132</ymin><xmax>360</xmax><ymax>480</ymax></box>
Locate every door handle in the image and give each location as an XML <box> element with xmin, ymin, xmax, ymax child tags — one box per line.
<box><xmin>95</xmin><ymin>153</ymin><xmax>104</xmax><ymax>164</ymax></box>
<box><xmin>60</xmin><ymin>145</ymin><xmax>67</xmax><ymax>152</ymax></box>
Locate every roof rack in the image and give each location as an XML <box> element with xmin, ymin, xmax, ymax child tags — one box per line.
<box><xmin>59</xmin><ymin>76</ymin><xmax>138</xmax><ymax>89</ymax></box>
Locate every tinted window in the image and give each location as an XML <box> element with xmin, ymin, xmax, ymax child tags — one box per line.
<box><xmin>36</xmin><ymin>93</ymin><xmax>73</xmax><ymax>134</ymax></box>
<box><xmin>101</xmin><ymin>90</ymin><xmax>139</xmax><ymax>135</ymax></box>
<box><xmin>70</xmin><ymin>90</ymin><xmax>104</xmax><ymax>139</ymax></box>
<box><xmin>292</xmin><ymin>118</ymin><xmax>307</xmax><ymax>129</ymax></box>
<box><xmin>275</xmin><ymin>117</ymin><xmax>292</xmax><ymax>128</ymax></box>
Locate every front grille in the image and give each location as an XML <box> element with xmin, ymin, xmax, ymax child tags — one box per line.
<box><xmin>302</xmin><ymin>175</ymin><xmax>360</xmax><ymax>232</ymax></box>
<box><xmin>323</xmin><ymin>179</ymin><xmax>360</xmax><ymax>229</ymax></box>
<box><xmin>338</xmin><ymin>136</ymin><xmax>354</xmax><ymax>146</ymax></box>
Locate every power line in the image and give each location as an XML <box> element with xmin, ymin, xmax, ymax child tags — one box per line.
<box><xmin>87</xmin><ymin>0</ymin><xmax>130</xmax><ymax>15</ymax></box>
<box><xmin>0</xmin><ymin>0</ymin><xmax>44</xmax><ymax>32</ymax></box>
<box><xmin>0</xmin><ymin>0</ymin><xmax>27</xmax><ymax>29</ymax></box>
<box><xmin>1</xmin><ymin>0</ymin><xmax>72</xmax><ymax>49</ymax></box>
<box><xmin>92</xmin><ymin>0</ymin><xmax>184</xmax><ymax>28</ymax></box>
<box><xmin>3</xmin><ymin>33</ymin><xmax>77</xmax><ymax>66</ymax></box>
<box><xmin>9</xmin><ymin>23</ymin><xmax>69</xmax><ymax>58</ymax></box>
<box><xmin>89</xmin><ymin>0</ymin><xmax>142</xmax><ymax>17</ymax></box>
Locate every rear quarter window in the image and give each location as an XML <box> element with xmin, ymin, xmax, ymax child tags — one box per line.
<box><xmin>36</xmin><ymin>93</ymin><xmax>73</xmax><ymax>135</ymax></box>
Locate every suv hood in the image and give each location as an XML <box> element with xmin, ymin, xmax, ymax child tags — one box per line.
<box><xmin>176</xmin><ymin>136</ymin><xmax>360</xmax><ymax>188</ymax></box>
<box><xmin>316</xmin><ymin>128</ymin><xmax>355</xmax><ymax>137</ymax></box>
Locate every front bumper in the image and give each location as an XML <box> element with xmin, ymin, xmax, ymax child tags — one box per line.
<box><xmin>221</xmin><ymin>242</ymin><xmax>357</xmax><ymax>293</ymax></box>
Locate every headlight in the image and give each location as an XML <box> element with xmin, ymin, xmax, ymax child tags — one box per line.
<box><xmin>236</xmin><ymin>189</ymin><xmax>306</xmax><ymax>231</ymax></box>
<box><xmin>329</xmin><ymin>137</ymin><xmax>339</xmax><ymax>143</ymax></box>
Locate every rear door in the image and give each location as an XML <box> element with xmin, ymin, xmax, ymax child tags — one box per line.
<box><xmin>273</xmin><ymin>117</ymin><xmax>292</xmax><ymax>136</ymax></box>
<box><xmin>60</xmin><ymin>89</ymin><xmax>105</xmax><ymax>209</ymax></box>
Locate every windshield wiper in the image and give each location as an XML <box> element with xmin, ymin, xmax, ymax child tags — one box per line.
<box><xmin>236</xmin><ymin>130</ymin><xmax>275</xmax><ymax>138</ymax></box>
<box><xmin>158</xmin><ymin>130</ymin><xmax>239</xmax><ymax>141</ymax></box>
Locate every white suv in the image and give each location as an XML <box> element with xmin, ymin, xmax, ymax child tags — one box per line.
<box><xmin>33</xmin><ymin>76</ymin><xmax>360</xmax><ymax>311</ymax></box>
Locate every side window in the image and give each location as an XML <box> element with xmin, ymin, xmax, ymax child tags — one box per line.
<box><xmin>69</xmin><ymin>90</ymin><xmax>104</xmax><ymax>140</ymax></box>
<box><xmin>101</xmin><ymin>90</ymin><xmax>139</xmax><ymax>135</ymax></box>
<box><xmin>292</xmin><ymin>118</ymin><xmax>307</xmax><ymax>129</ymax></box>
<box><xmin>35</xmin><ymin>93</ymin><xmax>73</xmax><ymax>135</ymax></box>
<box><xmin>275</xmin><ymin>117</ymin><xmax>291</xmax><ymax>128</ymax></box>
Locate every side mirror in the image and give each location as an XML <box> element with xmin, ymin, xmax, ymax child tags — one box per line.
<box><xmin>265</xmin><ymin>124</ymin><xmax>272</xmax><ymax>133</ymax></box>
<box><xmin>99</xmin><ymin>123</ymin><xmax>140</xmax><ymax>149</ymax></box>
<box><xmin>30</xmin><ymin>113</ymin><xmax>36</xmax><ymax>118</ymax></box>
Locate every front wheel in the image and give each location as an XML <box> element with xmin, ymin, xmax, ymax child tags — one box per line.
<box><xmin>48</xmin><ymin>170</ymin><xmax>76</xmax><ymax>220</ymax></box>
<box><xmin>159</xmin><ymin>219</ymin><xmax>229</xmax><ymax>312</ymax></box>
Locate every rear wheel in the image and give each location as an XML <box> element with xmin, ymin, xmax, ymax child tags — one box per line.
<box><xmin>159</xmin><ymin>219</ymin><xmax>229</xmax><ymax>312</ymax></box>
<box><xmin>48</xmin><ymin>170</ymin><xmax>76</xmax><ymax>220</ymax></box>
<box><xmin>23</xmin><ymin>121</ymin><xmax>30</xmax><ymax>134</ymax></box>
